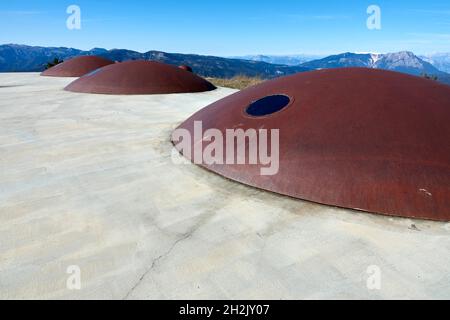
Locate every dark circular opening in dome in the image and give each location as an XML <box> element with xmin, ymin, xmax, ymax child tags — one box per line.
<box><xmin>245</xmin><ymin>95</ymin><xmax>291</xmax><ymax>117</ymax></box>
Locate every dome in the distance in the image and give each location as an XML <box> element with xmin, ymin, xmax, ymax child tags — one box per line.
<box><xmin>179</xmin><ymin>65</ymin><xmax>193</xmax><ymax>72</ymax></box>
<box><xmin>41</xmin><ymin>56</ymin><xmax>114</xmax><ymax>77</ymax></box>
<box><xmin>65</xmin><ymin>60</ymin><xmax>216</xmax><ymax>94</ymax></box>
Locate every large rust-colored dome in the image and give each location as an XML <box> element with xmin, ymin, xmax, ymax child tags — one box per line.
<box><xmin>172</xmin><ymin>68</ymin><xmax>450</xmax><ymax>221</ymax></box>
<box><xmin>41</xmin><ymin>56</ymin><xmax>114</xmax><ymax>77</ymax></box>
<box><xmin>64</xmin><ymin>60</ymin><xmax>216</xmax><ymax>94</ymax></box>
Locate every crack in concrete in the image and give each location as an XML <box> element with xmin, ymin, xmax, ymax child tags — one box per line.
<box><xmin>122</xmin><ymin>168</ymin><xmax>228</xmax><ymax>300</ymax></box>
<box><xmin>122</xmin><ymin>211</ymin><xmax>216</xmax><ymax>300</ymax></box>
<box><xmin>123</xmin><ymin>232</ymin><xmax>193</xmax><ymax>300</ymax></box>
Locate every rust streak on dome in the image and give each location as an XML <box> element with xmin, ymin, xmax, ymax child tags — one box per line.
<box><xmin>64</xmin><ymin>60</ymin><xmax>216</xmax><ymax>95</ymax></box>
<box><xmin>172</xmin><ymin>68</ymin><xmax>450</xmax><ymax>221</ymax></box>
<box><xmin>41</xmin><ymin>56</ymin><xmax>114</xmax><ymax>77</ymax></box>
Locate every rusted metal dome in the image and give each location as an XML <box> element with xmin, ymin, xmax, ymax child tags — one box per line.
<box><xmin>172</xmin><ymin>68</ymin><xmax>450</xmax><ymax>221</ymax></box>
<box><xmin>41</xmin><ymin>56</ymin><xmax>114</xmax><ymax>77</ymax></box>
<box><xmin>65</xmin><ymin>60</ymin><xmax>216</xmax><ymax>94</ymax></box>
<box><xmin>179</xmin><ymin>65</ymin><xmax>193</xmax><ymax>72</ymax></box>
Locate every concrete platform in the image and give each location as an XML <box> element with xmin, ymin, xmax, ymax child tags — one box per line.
<box><xmin>0</xmin><ymin>73</ymin><xmax>449</xmax><ymax>300</ymax></box>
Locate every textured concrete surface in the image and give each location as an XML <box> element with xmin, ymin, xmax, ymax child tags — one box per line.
<box><xmin>0</xmin><ymin>73</ymin><xmax>449</xmax><ymax>300</ymax></box>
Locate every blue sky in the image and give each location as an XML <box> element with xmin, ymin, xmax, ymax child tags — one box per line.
<box><xmin>1</xmin><ymin>0</ymin><xmax>449</xmax><ymax>55</ymax></box>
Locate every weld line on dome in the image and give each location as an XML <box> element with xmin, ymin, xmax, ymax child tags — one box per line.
<box><xmin>84</xmin><ymin>68</ymin><xmax>104</xmax><ymax>77</ymax></box>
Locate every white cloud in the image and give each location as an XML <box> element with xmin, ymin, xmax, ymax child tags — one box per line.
<box><xmin>410</xmin><ymin>9</ymin><xmax>450</xmax><ymax>15</ymax></box>
<box><xmin>407</xmin><ymin>32</ymin><xmax>450</xmax><ymax>40</ymax></box>
<box><xmin>284</xmin><ymin>13</ymin><xmax>351</xmax><ymax>20</ymax></box>
<box><xmin>0</xmin><ymin>10</ymin><xmax>44</xmax><ymax>16</ymax></box>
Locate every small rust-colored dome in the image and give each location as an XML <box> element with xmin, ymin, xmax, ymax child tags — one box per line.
<box><xmin>172</xmin><ymin>68</ymin><xmax>450</xmax><ymax>221</ymax></box>
<box><xmin>179</xmin><ymin>65</ymin><xmax>193</xmax><ymax>72</ymax></box>
<box><xmin>64</xmin><ymin>60</ymin><xmax>216</xmax><ymax>95</ymax></box>
<box><xmin>41</xmin><ymin>56</ymin><xmax>114</xmax><ymax>77</ymax></box>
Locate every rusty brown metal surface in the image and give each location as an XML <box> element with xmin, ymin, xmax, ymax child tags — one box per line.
<box><xmin>41</xmin><ymin>56</ymin><xmax>114</xmax><ymax>77</ymax></box>
<box><xmin>65</xmin><ymin>60</ymin><xmax>216</xmax><ymax>94</ymax></box>
<box><xmin>179</xmin><ymin>65</ymin><xmax>193</xmax><ymax>72</ymax></box>
<box><xmin>173</xmin><ymin>68</ymin><xmax>450</xmax><ymax>221</ymax></box>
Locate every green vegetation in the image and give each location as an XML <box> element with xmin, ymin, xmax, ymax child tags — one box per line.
<box><xmin>207</xmin><ymin>75</ymin><xmax>265</xmax><ymax>90</ymax></box>
<box><xmin>421</xmin><ymin>73</ymin><xmax>439</xmax><ymax>81</ymax></box>
<box><xmin>45</xmin><ymin>58</ymin><xmax>64</xmax><ymax>70</ymax></box>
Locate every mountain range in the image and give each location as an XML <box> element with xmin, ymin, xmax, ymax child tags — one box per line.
<box><xmin>0</xmin><ymin>44</ymin><xmax>309</xmax><ymax>79</ymax></box>
<box><xmin>229</xmin><ymin>54</ymin><xmax>324</xmax><ymax>66</ymax></box>
<box><xmin>299</xmin><ymin>51</ymin><xmax>448</xmax><ymax>76</ymax></box>
<box><xmin>420</xmin><ymin>53</ymin><xmax>450</xmax><ymax>73</ymax></box>
<box><xmin>0</xmin><ymin>44</ymin><xmax>449</xmax><ymax>85</ymax></box>
<box><xmin>243</xmin><ymin>51</ymin><xmax>450</xmax><ymax>85</ymax></box>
